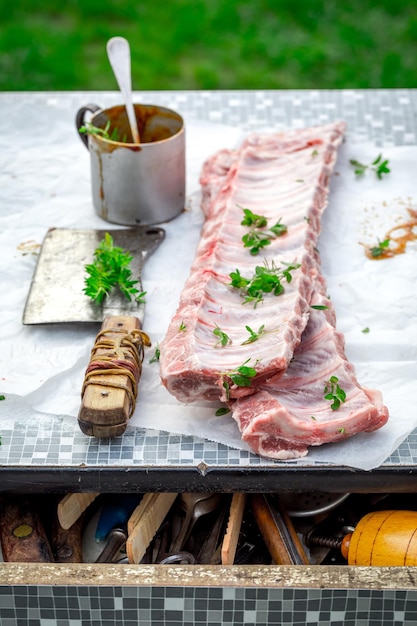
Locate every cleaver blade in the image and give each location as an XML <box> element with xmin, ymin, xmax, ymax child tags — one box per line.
<box><xmin>23</xmin><ymin>227</ymin><xmax>164</xmax><ymax>438</ymax></box>
<box><xmin>23</xmin><ymin>227</ymin><xmax>164</xmax><ymax>324</ymax></box>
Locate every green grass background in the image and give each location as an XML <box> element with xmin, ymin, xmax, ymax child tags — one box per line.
<box><xmin>1</xmin><ymin>0</ymin><xmax>417</xmax><ymax>91</ymax></box>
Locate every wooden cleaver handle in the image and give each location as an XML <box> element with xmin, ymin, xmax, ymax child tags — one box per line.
<box><xmin>0</xmin><ymin>496</ymin><xmax>54</xmax><ymax>563</ymax></box>
<box><xmin>78</xmin><ymin>315</ymin><xmax>151</xmax><ymax>438</ymax></box>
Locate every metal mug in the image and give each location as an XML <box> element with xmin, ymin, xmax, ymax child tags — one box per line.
<box><xmin>76</xmin><ymin>103</ymin><xmax>186</xmax><ymax>225</ymax></box>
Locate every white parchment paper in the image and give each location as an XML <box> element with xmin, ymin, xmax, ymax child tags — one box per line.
<box><xmin>1</xmin><ymin>119</ymin><xmax>417</xmax><ymax>470</ymax></box>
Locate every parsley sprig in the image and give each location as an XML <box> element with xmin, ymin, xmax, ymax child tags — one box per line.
<box><xmin>324</xmin><ymin>376</ymin><xmax>346</xmax><ymax>410</ymax></box>
<box><xmin>239</xmin><ymin>206</ymin><xmax>288</xmax><ymax>255</ymax></box>
<box><xmin>84</xmin><ymin>232</ymin><xmax>146</xmax><ymax>304</ymax></box>
<box><xmin>350</xmin><ymin>154</ymin><xmax>390</xmax><ymax>179</ymax></box>
<box><xmin>229</xmin><ymin>259</ymin><xmax>301</xmax><ymax>307</ymax></box>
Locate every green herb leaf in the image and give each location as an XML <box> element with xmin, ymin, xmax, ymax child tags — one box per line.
<box><xmin>179</xmin><ymin>321</ymin><xmax>187</xmax><ymax>331</ymax></box>
<box><xmin>229</xmin><ymin>259</ymin><xmax>301</xmax><ymax>307</ymax></box>
<box><xmin>215</xmin><ymin>407</ymin><xmax>231</xmax><ymax>416</ymax></box>
<box><xmin>221</xmin><ymin>359</ymin><xmax>258</xmax><ymax>398</ymax></box>
<box><xmin>241</xmin><ymin>324</ymin><xmax>266</xmax><ymax>345</ymax></box>
<box><xmin>239</xmin><ymin>206</ymin><xmax>288</xmax><ymax>255</ymax></box>
<box><xmin>149</xmin><ymin>345</ymin><xmax>160</xmax><ymax>363</ymax></box>
<box><xmin>0</xmin><ymin>395</ymin><xmax>5</xmax><ymax>401</ymax></box>
<box><xmin>79</xmin><ymin>121</ymin><xmax>127</xmax><ymax>143</ymax></box>
<box><xmin>269</xmin><ymin>220</ymin><xmax>288</xmax><ymax>237</ymax></box>
<box><xmin>323</xmin><ymin>375</ymin><xmax>347</xmax><ymax>411</ymax></box>
<box><xmin>83</xmin><ymin>232</ymin><xmax>145</xmax><ymax>304</ymax></box>
<box><xmin>213</xmin><ymin>325</ymin><xmax>231</xmax><ymax>347</ymax></box>
<box><xmin>239</xmin><ymin>206</ymin><xmax>268</xmax><ymax>228</ymax></box>
<box><xmin>369</xmin><ymin>238</ymin><xmax>390</xmax><ymax>258</ymax></box>
<box><xmin>362</xmin><ymin>327</ymin><xmax>370</xmax><ymax>334</ymax></box>
<box><xmin>311</xmin><ymin>304</ymin><xmax>328</xmax><ymax>310</ymax></box>
<box><xmin>350</xmin><ymin>154</ymin><xmax>390</xmax><ymax>179</ymax></box>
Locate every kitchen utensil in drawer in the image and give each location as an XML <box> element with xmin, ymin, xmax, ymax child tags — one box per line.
<box><xmin>306</xmin><ymin>509</ymin><xmax>417</xmax><ymax>566</ymax></box>
<box><xmin>168</xmin><ymin>493</ymin><xmax>223</xmax><ymax>554</ymax></box>
<box><xmin>279</xmin><ymin>491</ymin><xmax>350</xmax><ymax>517</ymax></box>
<box><xmin>0</xmin><ymin>496</ymin><xmax>54</xmax><ymax>563</ymax></box>
<box><xmin>251</xmin><ymin>494</ymin><xmax>309</xmax><ymax>565</ymax></box>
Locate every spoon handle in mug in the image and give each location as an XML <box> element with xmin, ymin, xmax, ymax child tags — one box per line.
<box><xmin>78</xmin><ymin>315</ymin><xmax>151</xmax><ymax>438</ymax></box>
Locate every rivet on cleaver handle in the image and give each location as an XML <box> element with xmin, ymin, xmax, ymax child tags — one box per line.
<box><xmin>78</xmin><ymin>315</ymin><xmax>151</xmax><ymax>438</ymax></box>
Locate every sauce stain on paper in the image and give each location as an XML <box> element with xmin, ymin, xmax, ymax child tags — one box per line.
<box><xmin>365</xmin><ymin>207</ymin><xmax>417</xmax><ymax>260</ymax></box>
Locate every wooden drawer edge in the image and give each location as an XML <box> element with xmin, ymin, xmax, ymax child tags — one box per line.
<box><xmin>0</xmin><ymin>563</ymin><xmax>417</xmax><ymax>589</ymax></box>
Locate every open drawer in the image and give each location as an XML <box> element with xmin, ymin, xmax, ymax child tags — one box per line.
<box><xmin>1</xmin><ymin>490</ymin><xmax>417</xmax><ymax>625</ymax></box>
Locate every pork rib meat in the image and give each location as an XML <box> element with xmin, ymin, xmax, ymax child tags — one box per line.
<box><xmin>160</xmin><ymin>121</ymin><xmax>346</xmax><ymax>403</ymax></box>
<box><xmin>230</xmin><ymin>270</ymin><xmax>389</xmax><ymax>460</ymax></box>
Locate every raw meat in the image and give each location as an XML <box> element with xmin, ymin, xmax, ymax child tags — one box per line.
<box><xmin>160</xmin><ymin>121</ymin><xmax>346</xmax><ymax>403</ymax></box>
<box><xmin>230</xmin><ymin>269</ymin><xmax>389</xmax><ymax>460</ymax></box>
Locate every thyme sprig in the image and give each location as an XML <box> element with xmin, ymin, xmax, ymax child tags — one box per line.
<box><xmin>240</xmin><ymin>207</ymin><xmax>268</xmax><ymax>229</ymax></box>
<box><xmin>213</xmin><ymin>325</ymin><xmax>231</xmax><ymax>348</ymax></box>
<box><xmin>84</xmin><ymin>232</ymin><xmax>146</xmax><ymax>304</ymax></box>
<box><xmin>221</xmin><ymin>359</ymin><xmax>258</xmax><ymax>400</ymax></box>
<box><xmin>239</xmin><ymin>206</ymin><xmax>288</xmax><ymax>255</ymax></box>
<box><xmin>350</xmin><ymin>154</ymin><xmax>390</xmax><ymax>179</ymax></box>
<box><xmin>149</xmin><ymin>345</ymin><xmax>160</xmax><ymax>363</ymax></box>
<box><xmin>241</xmin><ymin>324</ymin><xmax>266</xmax><ymax>345</ymax></box>
<box><xmin>324</xmin><ymin>376</ymin><xmax>346</xmax><ymax>410</ymax></box>
<box><xmin>215</xmin><ymin>407</ymin><xmax>231</xmax><ymax>416</ymax></box>
<box><xmin>369</xmin><ymin>238</ymin><xmax>391</xmax><ymax>258</ymax></box>
<box><xmin>229</xmin><ymin>259</ymin><xmax>301</xmax><ymax>307</ymax></box>
<box><xmin>79</xmin><ymin>120</ymin><xmax>127</xmax><ymax>143</ymax></box>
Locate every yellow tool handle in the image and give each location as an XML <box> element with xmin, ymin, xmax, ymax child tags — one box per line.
<box><xmin>342</xmin><ymin>510</ymin><xmax>417</xmax><ymax>566</ymax></box>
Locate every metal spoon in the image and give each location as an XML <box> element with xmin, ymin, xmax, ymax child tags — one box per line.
<box><xmin>106</xmin><ymin>36</ymin><xmax>140</xmax><ymax>143</ymax></box>
<box><xmin>169</xmin><ymin>493</ymin><xmax>222</xmax><ymax>554</ymax></box>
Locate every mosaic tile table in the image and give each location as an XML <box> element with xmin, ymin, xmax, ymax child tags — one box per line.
<box><xmin>1</xmin><ymin>91</ymin><xmax>417</xmax><ymax>626</ymax></box>
<box><xmin>1</xmin><ymin>89</ymin><xmax>417</xmax><ymax>492</ymax></box>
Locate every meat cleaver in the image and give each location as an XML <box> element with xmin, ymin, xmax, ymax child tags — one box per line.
<box><xmin>23</xmin><ymin>226</ymin><xmax>164</xmax><ymax>438</ymax></box>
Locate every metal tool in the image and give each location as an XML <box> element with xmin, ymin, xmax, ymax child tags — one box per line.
<box><xmin>159</xmin><ymin>551</ymin><xmax>195</xmax><ymax>565</ymax></box>
<box><xmin>197</xmin><ymin>496</ymin><xmax>231</xmax><ymax>564</ymax></box>
<box><xmin>95</xmin><ymin>526</ymin><xmax>128</xmax><ymax>563</ymax></box>
<box><xmin>106</xmin><ymin>37</ymin><xmax>140</xmax><ymax>144</ymax></box>
<box><xmin>278</xmin><ymin>491</ymin><xmax>350</xmax><ymax>517</ymax></box>
<box><xmin>168</xmin><ymin>493</ymin><xmax>222</xmax><ymax>554</ymax></box>
<box><xmin>22</xmin><ymin>227</ymin><xmax>164</xmax><ymax>438</ymax></box>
